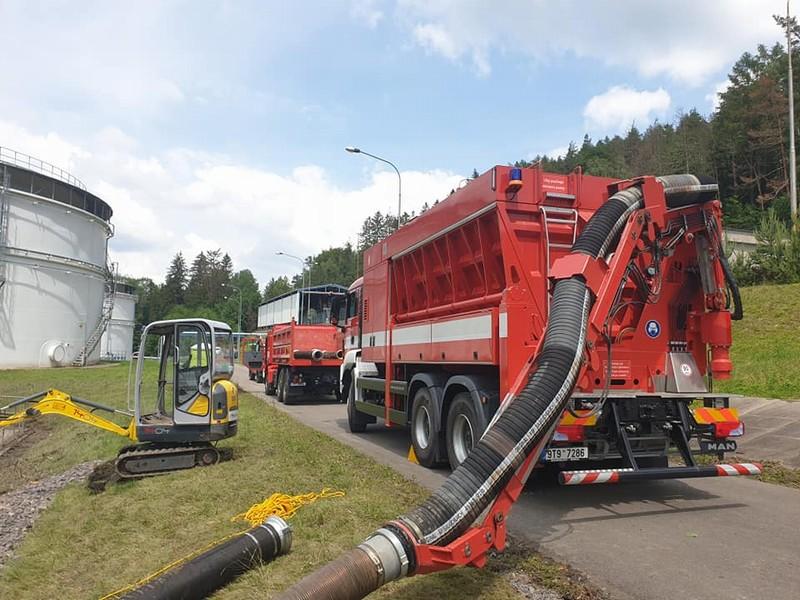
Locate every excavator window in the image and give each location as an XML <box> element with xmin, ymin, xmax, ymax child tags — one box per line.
<box><xmin>177</xmin><ymin>325</ymin><xmax>210</xmax><ymax>405</ymax></box>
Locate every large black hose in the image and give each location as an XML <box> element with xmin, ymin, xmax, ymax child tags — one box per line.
<box><xmin>275</xmin><ymin>175</ymin><xmax>716</xmax><ymax>600</ymax></box>
<box><xmin>120</xmin><ymin>516</ymin><xmax>291</xmax><ymax>600</ymax></box>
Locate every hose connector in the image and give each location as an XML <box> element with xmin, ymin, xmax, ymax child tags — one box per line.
<box><xmin>311</xmin><ymin>348</ymin><xmax>324</xmax><ymax>361</ymax></box>
<box><xmin>358</xmin><ymin>527</ymin><xmax>410</xmax><ymax>585</ymax></box>
<box><xmin>263</xmin><ymin>515</ymin><xmax>293</xmax><ymax>555</ymax></box>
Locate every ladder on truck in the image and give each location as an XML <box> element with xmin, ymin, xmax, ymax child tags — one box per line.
<box><xmin>540</xmin><ymin>203</ymin><xmax>578</xmax><ymax>312</ymax></box>
<box><xmin>72</xmin><ymin>268</ymin><xmax>115</xmax><ymax>367</ymax></box>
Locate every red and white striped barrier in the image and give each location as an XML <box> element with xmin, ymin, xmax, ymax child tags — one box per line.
<box><xmin>559</xmin><ymin>463</ymin><xmax>763</xmax><ymax>485</ymax></box>
<box><xmin>715</xmin><ymin>462</ymin><xmax>762</xmax><ymax>476</ymax></box>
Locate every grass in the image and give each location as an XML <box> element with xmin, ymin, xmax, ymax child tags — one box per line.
<box><xmin>0</xmin><ymin>362</ymin><xmax>136</xmax><ymax>494</ymax></box>
<box><xmin>715</xmin><ymin>282</ymin><xmax>800</xmax><ymax>400</ymax></box>
<box><xmin>695</xmin><ymin>454</ymin><xmax>800</xmax><ymax>490</ymax></box>
<box><xmin>0</xmin><ymin>365</ymin><xmax>605</xmax><ymax>600</ymax></box>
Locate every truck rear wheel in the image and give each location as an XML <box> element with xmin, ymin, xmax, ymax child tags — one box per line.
<box><xmin>265</xmin><ymin>374</ymin><xmax>276</xmax><ymax>396</ymax></box>
<box><xmin>276</xmin><ymin>369</ymin><xmax>286</xmax><ymax>403</ymax></box>
<box><xmin>446</xmin><ymin>392</ymin><xmax>482</xmax><ymax>470</ymax></box>
<box><xmin>411</xmin><ymin>386</ymin><xmax>441</xmax><ymax>468</ymax></box>
<box><xmin>347</xmin><ymin>378</ymin><xmax>372</xmax><ymax>433</ymax></box>
<box><xmin>282</xmin><ymin>370</ymin><xmax>297</xmax><ymax>405</ymax></box>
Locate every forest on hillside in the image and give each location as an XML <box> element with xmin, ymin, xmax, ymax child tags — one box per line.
<box><xmin>125</xmin><ymin>33</ymin><xmax>800</xmax><ymax>333</ymax></box>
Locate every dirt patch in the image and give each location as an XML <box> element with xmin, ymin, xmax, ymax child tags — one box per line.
<box><xmin>0</xmin><ymin>424</ymin><xmax>51</xmax><ymax>495</ymax></box>
<box><xmin>0</xmin><ymin>460</ymin><xmax>101</xmax><ymax>568</ymax></box>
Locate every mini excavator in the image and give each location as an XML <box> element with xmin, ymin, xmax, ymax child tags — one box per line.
<box><xmin>0</xmin><ymin>319</ymin><xmax>239</xmax><ymax>478</ymax></box>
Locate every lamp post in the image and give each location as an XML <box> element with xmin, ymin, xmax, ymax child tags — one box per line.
<box><xmin>276</xmin><ymin>251</ymin><xmax>311</xmax><ymax>323</ymax></box>
<box><xmin>223</xmin><ymin>283</ymin><xmax>242</xmax><ymax>334</ymax></box>
<box><xmin>787</xmin><ymin>0</ymin><xmax>798</xmax><ymax>220</ymax></box>
<box><xmin>345</xmin><ymin>146</ymin><xmax>402</xmax><ymax>230</ymax></box>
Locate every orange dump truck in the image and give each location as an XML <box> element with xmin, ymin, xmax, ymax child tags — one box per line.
<box><xmin>257</xmin><ymin>284</ymin><xmax>346</xmax><ymax>405</ymax></box>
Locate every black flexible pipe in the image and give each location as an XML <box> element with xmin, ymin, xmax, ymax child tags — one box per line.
<box><xmin>275</xmin><ymin>175</ymin><xmax>716</xmax><ymax>600</ymax></box>
<box><xmin>120</xmin><ymin>516</ymin><xmax>291</xmax><ymax>600</ymax></box>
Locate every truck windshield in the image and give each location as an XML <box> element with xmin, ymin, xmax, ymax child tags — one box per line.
<box><xmin>213</xmin><ymin>329</ymin><xmax>234</xmax><ymax>379</ymax></box>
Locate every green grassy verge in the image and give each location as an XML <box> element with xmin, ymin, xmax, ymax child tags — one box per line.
<box><xmin>0</xmin><ymin>366</ymin><xmax>604</xmax><ymax>600</ymax></box>
<box><xmin>0</xmin><ymin>362</ymin><xmax>136</xmax><ymax>494</ymax></box>
<box><xmin>715</xmin><ymin>282</ymin><xmax>800</xmax><ymax>400</ymax></box>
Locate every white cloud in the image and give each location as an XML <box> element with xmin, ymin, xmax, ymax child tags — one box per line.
<box><xmin>583</xmin><ymin>86</ymin><xmax>671</xmax><ymax>133</ymax></box>
<box><xmin>546</xmin><ymin>146</ymin><xmax>569</xmax><ymax>159</ymax></box>
<box><xmin>350</xmin><ymin>0</ymin><xmax>384</xmax><ymax>27</ymax></box>
<box><xmin>398</xmin><ymin>0</ymin><xmax>785</xmax><ymax>85</ymax></box>
<box><xmin>0</xmin><ymin>121</ymin><xmax>462</xmax><ymax>285</ymax></box>
<box><xmin>705</xmin><ymin>80</ymin><xmax>731</xmax><ymax>111</ymax></box>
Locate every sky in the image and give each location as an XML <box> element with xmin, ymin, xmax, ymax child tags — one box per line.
<box><xmin>0</xmin><ymin>0</ymin><xmax>788</xmax><ymax>286</ymax></box>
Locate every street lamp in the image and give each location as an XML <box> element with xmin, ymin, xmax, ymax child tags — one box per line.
<box><xmin>222</xmin><ymin>283</ymin><xmax>242</xmax><ymax>334</ymax></box>
<box><xmin>345</xmin><ymin>146</ymin><xmax>402</xmax><ymax>230</ymax></box>
<box><xmin>276</xmin><ymin>251</ymin><xmax>312</xmax><ymax>323</ymax></box>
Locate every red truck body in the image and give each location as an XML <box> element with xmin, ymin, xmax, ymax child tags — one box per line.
<box><xmin>259</xmin><ymin>285</ymin><xmax>346</xmax><ymax>404</ymax></box>
<box><xmin>339</xmin><ymin>165</ymin><xmax>748</xmax><ymax>480</ymax></box>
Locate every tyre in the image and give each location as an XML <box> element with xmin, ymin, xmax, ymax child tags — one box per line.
<box><xmin>265</xmin><ymin>372</ymin><xmax>276</xmax><ymax>396</ymax></box>
<box><xmin>249</xmin><ymin>371</ymin><xmax>255</xmax><ymax>381</ymax></box>
<box><xmin>446</xmin><ymin>392</ymin><xmax>484</xmax><ymax>470</ymax></box>
<box><xmin>276</xmin><ymin>369</ymin><xmax>286</xmax><ymax>403</ymax></box>
<box><xmin>347</xmin><ymin>377</ymin><xmax>372</xmax><ymax>433</ymax></box>
<box><xmin>410</xmin><ymin>386</ymin><xmax>441</xmax><ymax>468</ymax></box>
<box><xmin>282</xmin><ymin>370</ymin><xmax>296</xmax><ymax>405</ymax></box>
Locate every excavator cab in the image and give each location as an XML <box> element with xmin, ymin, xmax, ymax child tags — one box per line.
<box><xmin>133</xmin><ymin>319</ymin><xmax>238</xmax><ymax>444</ymax></box>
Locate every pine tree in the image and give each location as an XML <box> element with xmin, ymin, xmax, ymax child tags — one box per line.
<box><xmin>163</xmin><ymin>252</ymin><xmax>187</xmax><ymax>306</ymax></box>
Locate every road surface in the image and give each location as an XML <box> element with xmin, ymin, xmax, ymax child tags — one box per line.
<box><xmin>235</xmin><ymin>367</ymin><xmax>800</xmax><ymax>600</ymax></box>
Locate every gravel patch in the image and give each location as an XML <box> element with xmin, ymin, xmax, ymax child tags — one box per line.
<box><xmin>507</xmin><ymin>570</ymin><xmax>564</xmax><ymax>600</ymax></box>
<box><xmin>0</xmin><ymin>460</ymin><xmax>101</xmax><ymax>568</ymax></box>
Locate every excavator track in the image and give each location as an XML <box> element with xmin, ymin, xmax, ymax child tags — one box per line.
<box><xmin>115</xmin><ymin>443</ymin><xmax>221</xmax><ymax>479</ymax></box>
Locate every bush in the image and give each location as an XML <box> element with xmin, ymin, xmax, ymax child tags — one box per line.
<box><xmin>732</xmin><ymin>210</ymin><xmax>800</xmax><ymax>285</ymax></box>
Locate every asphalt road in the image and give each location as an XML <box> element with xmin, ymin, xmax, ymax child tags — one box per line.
<box><xmin>235</xmin><ymin>367</ymin><xmax>800</xmax><ymax>600</ymax></box>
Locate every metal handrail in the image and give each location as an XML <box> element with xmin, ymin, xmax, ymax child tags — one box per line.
<box><xmin>0</xmin><ymin>146</ymin><xmax>86</xmax><ymax>190</ymax></box>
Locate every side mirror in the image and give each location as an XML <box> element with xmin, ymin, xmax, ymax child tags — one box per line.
<box><xmin>198</xmin><ymin>372</ymin><xmax>211</xmax><ymax>395</ymax></box>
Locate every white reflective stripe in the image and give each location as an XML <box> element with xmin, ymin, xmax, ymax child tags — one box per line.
<box><xmin>431</xmin><ymin>314</ymin><xmax>492</xmax><ymax>343</ymax></box>
<box><xmin>364</xmin><ymin>313</ymin><xmax>494</xmax><ymax>348</ymax></box>
<box><xmin>742</xmin><ymin>463</ymin><xmax>762</xmax><ymax>474</ymax></box>
<box><xmin>719</xmin><ymin>464</ymin><xmax>739</xmax><ymax>476</ymax></box>
<box><xmin>393</xmin><ymin>323</ymin><xmax>431</xmax><ymax>346</ymax></box>
<box><xmin>499</xmin><ymin>312</ymin><xmax>507</xmax><ymax>339</ymax></box>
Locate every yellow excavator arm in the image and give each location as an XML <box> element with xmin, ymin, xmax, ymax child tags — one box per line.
<box><xmin>0</xmin><ymin>389</ymin><xmax>137</xmax><ymax>441</ymax></box>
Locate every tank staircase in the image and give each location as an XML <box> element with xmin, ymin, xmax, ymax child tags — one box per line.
<box><xmin>0</xmin><ymin>164</ymin><xmax>9</xmax><ymax>292</ymax></box>
<box><xmin>72</xmin><ymin>269</ymin><xmax>115</xmax><ymax>367</ymax></box>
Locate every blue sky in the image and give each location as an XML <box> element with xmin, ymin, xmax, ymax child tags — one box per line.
<box><xmin>0</xmin><ymin>1</ymin><xmax>786</xmax><ymax>284</ymax></box>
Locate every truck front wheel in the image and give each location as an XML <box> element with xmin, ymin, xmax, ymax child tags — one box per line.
<box><xmin>446</xmin><ymin>393</ymin><xmax>482</xmax><ymax>470</ymax></box>
<box><xmin>347</xmin><ymin>378</ymin><xmax>372</xmax><ymax>433</ymax></box>
<box><xmin>411</xmin><ymin>387</ymin><xmax>441</xmax><ymax>468</ymax></box>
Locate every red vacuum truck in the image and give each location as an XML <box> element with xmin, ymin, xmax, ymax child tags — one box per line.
<box><xmin>279</xmin><ymin>167</ymin><xmax>761</xmax><ymax>599</ymax></box>
<box><xmin>258</xmin><ymin>284</ymin><xmax>346</xmax><ymax>404</ymax></box>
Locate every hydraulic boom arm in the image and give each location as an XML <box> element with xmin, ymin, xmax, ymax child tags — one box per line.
<box><xmin>0</xmin><ymin>389</ymin><xmax>136</xmax><ymax>441</ymax></box>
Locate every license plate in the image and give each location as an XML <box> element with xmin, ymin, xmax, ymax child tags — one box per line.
<box><xmin>700</xmin><ymin>440</ymin><xmax>737</xmax><ymax>452</ymax></box>
<box><xmin>545</xmin><ymin>447</ymin><xmax>588</xmax><ymax>462</ymax></box>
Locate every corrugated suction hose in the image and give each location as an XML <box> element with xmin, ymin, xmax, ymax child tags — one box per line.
<box><xmin>276</xmin><ymin>175</ymin><xmax>716</xmax><ymax>600</ymax></box>
<box><xmin>120</xmin><ymin>516</ymin><xmax>291</xmax><ymax>600</ymax></box>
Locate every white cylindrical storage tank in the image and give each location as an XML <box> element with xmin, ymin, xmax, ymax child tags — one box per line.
<box><xmin>0</xmin><ymin>148</ymin><xmax>113</xmax><ymax>368</ymax></box>
<box><xmin>100</xmin><ymin>283</ymin><xmax>137</xmax><ymax>361</ymax></box>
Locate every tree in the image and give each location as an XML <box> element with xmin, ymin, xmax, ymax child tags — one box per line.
<box><xmin>163</xmin><ymin>252</ymin><xmax>187</xmax><ymax>306</ymax></box>
<box><xmin>263</xmin><ymin>276</ymin><xmax>293</xmax><ymax>301</ymax></box>
<box><xmin>186</xmin><ymin>252</ymin><xmax>210</xmax><ymax>306</ymax></box>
